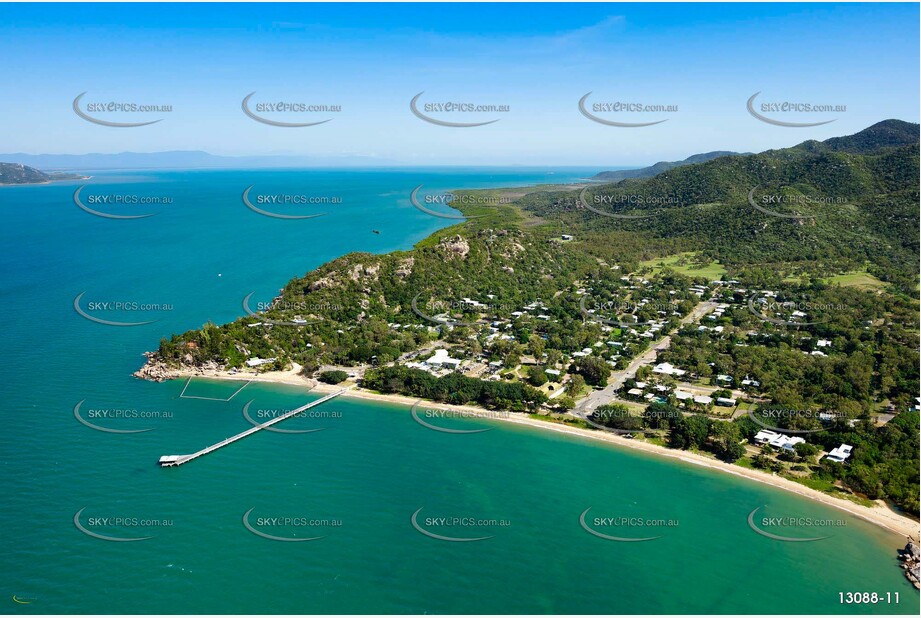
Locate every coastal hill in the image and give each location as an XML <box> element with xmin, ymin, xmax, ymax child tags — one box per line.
<box><xmin>552</xmin><ymin>120</ymin><xmax>920</xmax><ymax>291</ymax></box>
<box><xmin>0</xmin><ymin>162</ymin><xmax>52</xmax><ymax>184</ymax></box>
<box><xmin>592</xmin><ymin>151</ymin><xmax>744</xmax><ymax>182</ymax></box>
<box><xmin>0</xmin><ymin>161</ymin><xmax>90</xmax><ymax>185</ymax></box>
<box><xmin>138</xmin><ymin>119</ymin><xmax>920</xmax><ymax>515</ymax></box>
<box><xmin>799</xmin><ymin>118</ymin><xmax>920</xmax><ymax>154</ymax></box>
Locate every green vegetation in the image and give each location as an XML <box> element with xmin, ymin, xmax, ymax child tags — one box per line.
<box><xmin>363</xmin><ymin>365</ymin><xmax>546</xmax><ymax>412</ymax></box>
<box><xmin>639</xmin><ymin>252</ymin><xmax>727</xmax><ymax>280</ymax></box>
<box><xmin>146</xmin><ymin>119</ymin><xmax>920</xmax><ymax>513</ymax></box>
<box><xmin>593</xmin><ymin>151</ymin><xmax>743</xmax><ymax>182</ymax></box>
<box><xmin>318</xmin><ymin>370</ymin><xmax>349</xmax><ymax>384</ymax></box>
<box><xmin>823</xmin><ymin>269</ymin><xmax>885</xmax><ymax>290</ymax></box>
<box><xmin>1</xmin><ymin>162</ymin><xmax>50</xmax><ymax>184</ymax></box>
<box><xmin>0</xmin><ymin>162</ymin><xmax>86</xmax><ymax>184</ymax></box>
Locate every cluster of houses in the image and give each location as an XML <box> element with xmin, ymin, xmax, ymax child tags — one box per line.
<box><xmin>754</xmin><ymin>429</ymin><xmax>854</xmax><ymax>464</ymax></box>
<box><xmin>624</xmin><ymin>375</ymin><xmax>739</xmax><ymax>409</ymax></box>
<box><xmin>625</xmin><ymin>381</ymin><xmax>672</xmax><ymax>404</ymax></box>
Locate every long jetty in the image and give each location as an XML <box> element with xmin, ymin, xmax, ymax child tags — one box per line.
<box><xmin>158</xmin><ymin>388</ymin><xmax>348</xmax><ymax>467</ymax></box>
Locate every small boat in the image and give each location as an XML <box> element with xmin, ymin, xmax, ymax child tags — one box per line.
<box><xmin>372</xmin><ymin>230</ymin><xmax>380</xmax><ymax>234</ymax></box>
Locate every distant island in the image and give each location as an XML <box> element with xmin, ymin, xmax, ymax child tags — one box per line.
<box><xmin>0</xmin><ymin>162</ymin><xmax>89</xmax><ymax>185</ymax></box>
<box><xmin>592</xmin><ymin>151</ymin><xmax>745</xmax><ymax>182</ymax></box>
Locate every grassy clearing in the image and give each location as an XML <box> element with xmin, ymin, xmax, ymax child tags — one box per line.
<box><xmin>823</xmin><ymin>270</ymin><xmax>886</xmax><ymax>290</ymax></box>
<box><xmin>785</xmin><ymin>475</ymin><xmax>876</xmax><ymax>507</ymax></box>
<box><xmin>638</xmin><ymin>252</ymin><xmax>727</xmax><ymax>280</ymax></box>
<box><xmin>734</xmin><ymin>456</ymin><xmax>755</xmax><ymax>469</ymax></box>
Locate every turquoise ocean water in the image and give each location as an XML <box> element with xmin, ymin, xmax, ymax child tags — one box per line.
<box><xmin>0</xmin><ymin>169</ymin><xmax>916</xmax><ymax>614</ymax></box>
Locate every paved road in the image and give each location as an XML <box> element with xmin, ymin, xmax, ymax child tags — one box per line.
<box><xmin>573</xmin><ymin>300</ymin><xmax>717</xmax><ymax>417</ymax></box>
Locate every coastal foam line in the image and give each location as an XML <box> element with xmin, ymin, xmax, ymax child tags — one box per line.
<box><xmin>159</xmin><ymin>387</ymin><xmax>349</xmax><ymax>467</ymax></box>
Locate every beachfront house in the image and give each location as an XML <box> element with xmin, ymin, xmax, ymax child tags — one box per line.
<box><xmin>824</xmin><ymin>444</ymin><xmax>853</xmax><ymax>463</ymax></box>
<box><xmin>753</xmin><ymin>430</ymin><xmax>805</xmax><ymax>451</ymax></box>
<box><xmin>245</xmin><ymin>357</ymin><xmax>277</xmax><ymax>367</ymax></box>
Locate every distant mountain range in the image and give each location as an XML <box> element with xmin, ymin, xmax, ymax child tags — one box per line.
<box><xmin>0</xmin><ymin>150</ymin><xmax>395</xmax><ymax>171</ymax></box>
<box><xmin>592</xmin><ymin>151</ymin><xmax>746</xmax><ymax>182</ymax></box>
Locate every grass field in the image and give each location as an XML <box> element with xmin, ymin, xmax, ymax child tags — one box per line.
<box><xmin>823</xmin><ymin>270</ymin><xmax>886</xmax><ymax>290</ymax></box>
<box><xmin>638</xmin><ymin>252</ymin><xmax>727</xmax><ymax>280</ymax></box>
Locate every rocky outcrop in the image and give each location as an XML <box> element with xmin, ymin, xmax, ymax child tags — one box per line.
<box><xmin>898</xmin><ymin>541</ymin><xmax>920</xmax><ymax>589</ymax></box>
<box><xmin>349</xmin><ymin>262</ymin><xmax>380</xmax><ymax>282</ymax></box>
<box><xmin>132</xmin><ymin>351</ymin><xmax>224</xmax><ymax>382</ymax></box>
<box><xmin>309</xmin><ymin>276</ymin><xmax>336</xmax><ymax>292</ymax></box>
<box><xmin>394</xmin><ymin>257</ymin><xmax>414</xmax><ymax>278</ymax></box>
<box><xmin>438</xmin><ymin>235</ymin><xmax>470</xmax><ymax>259</ymax></box>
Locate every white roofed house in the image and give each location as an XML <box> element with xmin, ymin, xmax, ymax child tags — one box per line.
<box><xmin>427</xmin><ymin>348</ymin><xmax>462</xmax><ymax>370</ymax></box>
<box><xmin>753</xmin><ymin>430</ymin><xmax>781</xmax><ymax>444</ymax></box>
<box><xmin>753</xmin><ymin>430</ymin><xmax>805</xmax><ymax>451</ymax></box>
<box><xmin>245</xmin><ymin>357</ymin><xmax>277</xmax><ymax>367</ymax></box>
<box><xmin>824</xmin><ymin>444</ymin><xmax>853</xmax><ymax>463</ymax></box>
<box><xmin>741</xmin><ymin>377</ymin><xmax>761</xmax><ymax>389</ymax></box>
<box><xmin>652</xmin><ymin>362</ymin><xmax>686</xmax><ymax>377</ymax></box>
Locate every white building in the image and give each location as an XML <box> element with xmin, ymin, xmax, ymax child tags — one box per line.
<box><xmin>246</xmin><ymin>357</ymin><xmax>276</xmax><ymax>367</ymax></box>
<box><xmin>428</xmin><ymin>349</ymin><xmax>462</xmax><ymax>370</ymax></box>
<box><xmin>652</xmin><ymin>362</ymin><xmax>686</xmax><ymax>377</ymax></box>
<box><xmin>824</xmin><ymin>444</ymin><xmax>853</xmax><ymax>463</ymax></box>
<box><xmin>754</xmin><ymin>430</ymin><xmax>805</xmax><ymax>451</ymax></box>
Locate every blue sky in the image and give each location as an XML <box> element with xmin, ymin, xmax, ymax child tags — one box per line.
<box><xmin>0</xmin><ymin>2</ymin><xmax>917</xmax><ymax>165</ymax></box>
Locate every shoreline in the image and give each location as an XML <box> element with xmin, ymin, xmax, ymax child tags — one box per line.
<box><xmin>152</xmin><ymin>364</ymin><xmax>920</xmax><ymax>540</ymax></box>
<box><xmin>0</xmin><ymin>174</ymin><xmax>92</xmax><ymax>187</ymax></box>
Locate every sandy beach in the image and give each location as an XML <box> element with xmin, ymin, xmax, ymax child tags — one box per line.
<box><xmin>161</xmin><ymin>364</ymin><xmax>920</xmax><ymax>539</ymax></box>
